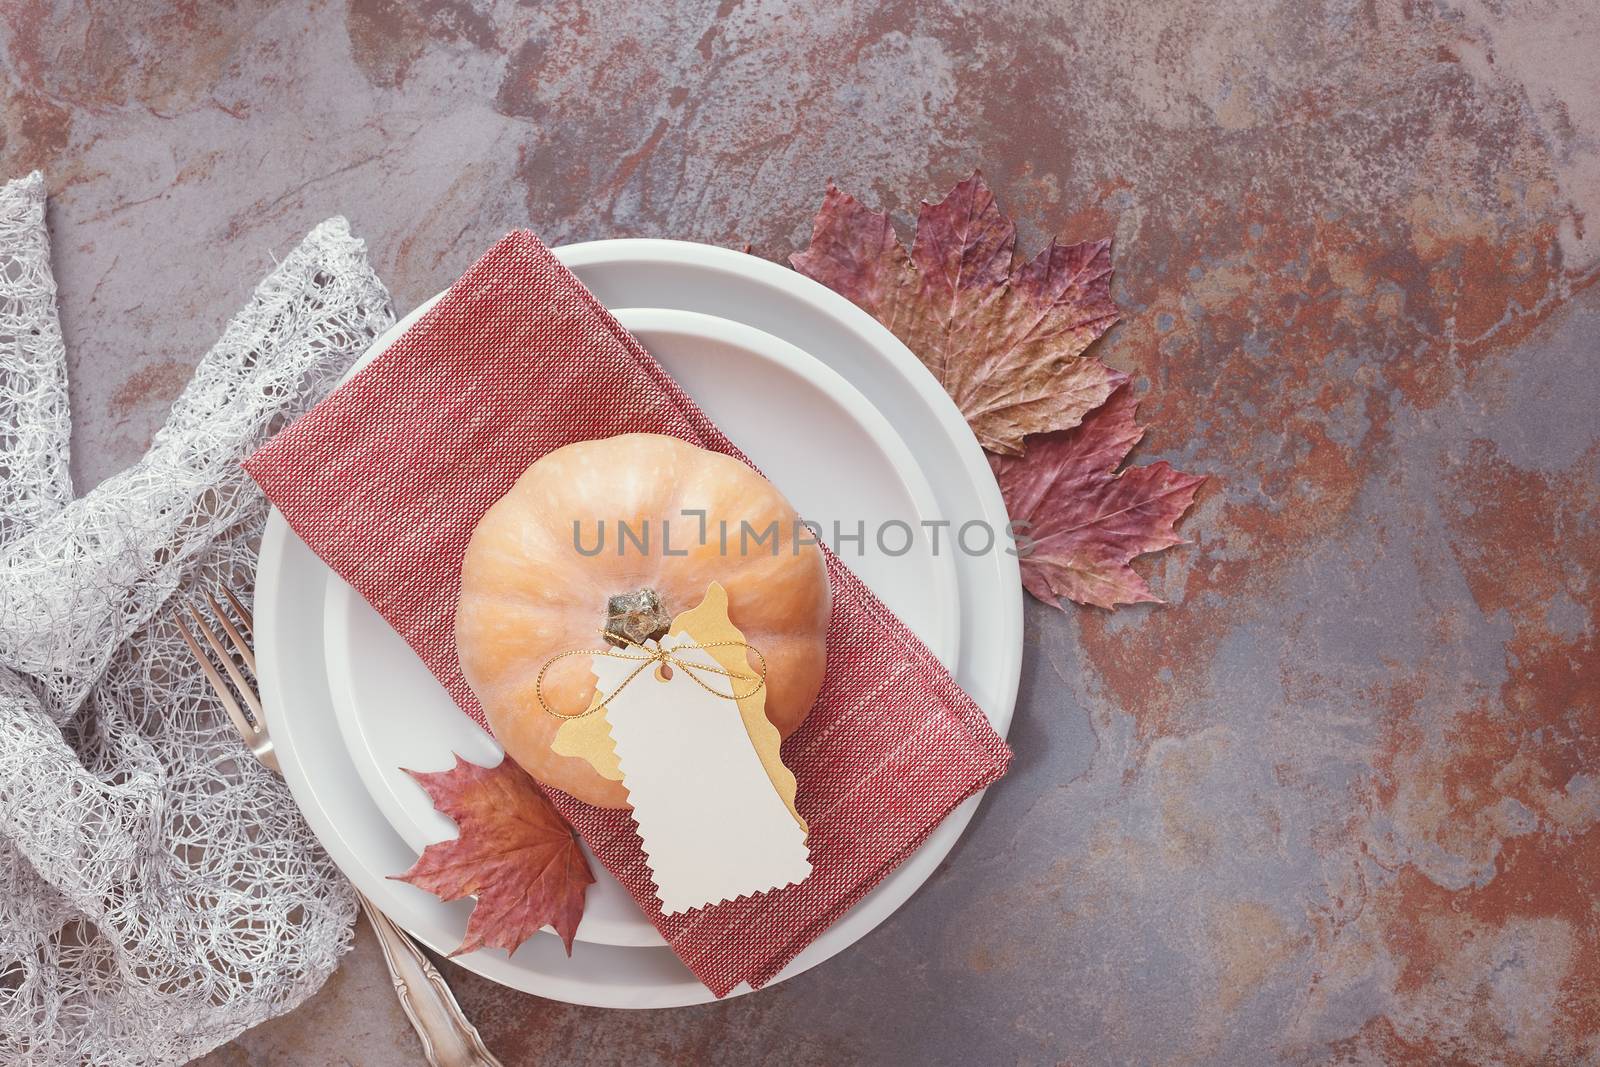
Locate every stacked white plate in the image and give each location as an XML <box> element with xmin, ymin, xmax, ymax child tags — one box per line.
<box><xmin>255</xmin><ymin>240</ymin><xmax>1022</xmax><ymax>1007</ymax></box>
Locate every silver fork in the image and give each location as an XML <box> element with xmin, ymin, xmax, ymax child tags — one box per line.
<box><xmin>178</xmin><ymin>585</ymin><xmax>503</xmax><ymax>1067</ymax></box>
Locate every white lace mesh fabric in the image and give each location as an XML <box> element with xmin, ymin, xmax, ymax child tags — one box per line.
<box><xmin>0</xmin><ymin>171</ymin><xmax>396</xmax><ymax>1065</ymax></box>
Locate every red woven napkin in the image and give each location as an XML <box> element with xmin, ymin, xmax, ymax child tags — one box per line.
<box><xmin>245</xmin><ymin>231</ymin><xmax>1011</xmax><ymax>996</ymax></box>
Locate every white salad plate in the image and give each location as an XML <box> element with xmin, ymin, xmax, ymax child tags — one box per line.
<box><xmin>255</xmin><ymin>239</ymin><xmax>1022</xmax><ymax>1008</ymax></box>
<box><xmin>322</xmin><ymin>306</ymin><xmax>963</xmax><ymax>948</ymax></box>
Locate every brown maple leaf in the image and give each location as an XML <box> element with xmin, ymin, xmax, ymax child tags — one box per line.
<box><xmin>394</xmin><ymin>755</ymin><xmax>594</xmax><ymax>956</ymax></box>
<box><xmin>790</xmin><ymin>170</ymin><xmax>1123</xmax><ymax>455</ymax></box>
<box><xmin>991</xmin><ymin>383</ymin><xmax>1205</xmax><ymax>610</ymax></box>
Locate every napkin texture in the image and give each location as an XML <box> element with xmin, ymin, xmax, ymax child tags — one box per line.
<box><xmin>244</xmin><ymin>231</ymin><xmax>1011</xmax><ymax>996</ymax></box>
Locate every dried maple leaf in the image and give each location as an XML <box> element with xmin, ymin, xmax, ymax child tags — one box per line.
<box><xmin>791</xmin><ymin>170</ymin><xmax>1123</xmax><ymax>455</ymax></box>
<box><xmin>992</xmin><ymin>383</ymin><xmax>1205</xmax><ymax>609</ymax></box>
<box><xmin>394</xmin><ymin>755</ymin><xmax>594</xmax><ymax>956</ymax></box>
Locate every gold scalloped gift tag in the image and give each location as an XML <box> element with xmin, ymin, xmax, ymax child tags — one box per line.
<box><xmin>550</xmin><ymin>582</ymin><xmax>806</xmax><ymax>832</ymax></box>
<box><xmin>549</xmin><ymin>581</ymin><xmax>811</xmax><ymax>911</ymax></box>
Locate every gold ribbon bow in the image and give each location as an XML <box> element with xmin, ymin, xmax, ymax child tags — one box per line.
<box><xmin>535</xmin><ymin>635</ymin><xmax>767</xmax><ymax>721</ymax></box>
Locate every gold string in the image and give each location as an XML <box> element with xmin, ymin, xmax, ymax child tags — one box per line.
<box><xmin>535</xmin><ymin>632</ymin><xmax>767</xmax><ymax>721</ymax></box>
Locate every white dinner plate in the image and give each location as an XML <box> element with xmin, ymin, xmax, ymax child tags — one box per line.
<box><xmin>322</xmin><ymin>307</ymin><xmax>962</xmax><ymax>948</ymax></box>
<box><xmin>256</xmin><ymin>239</ymin><xmax>1022</xmax><ymax>1007</ymax></box>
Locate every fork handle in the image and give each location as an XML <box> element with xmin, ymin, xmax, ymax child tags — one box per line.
<box><xmin>357</xmin><ymin>892</ymin><xmax>503</xmax><ymax>1067</ymax></box>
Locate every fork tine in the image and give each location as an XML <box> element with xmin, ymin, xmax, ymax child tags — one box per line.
<box><xmin>204</xmin><ymin>589</ymin><xmax>258</xmax><ymax>675</ymax></box>
<box><xmin>184</xmin><ymin>602</ymin><xmax>264</xmax><ymax>718</ymax></box>
<box><xmin>177</xmin><ymin>613</ymin><xmax>260</xmax><ymax>746</ymax></box>
<box><xmin>221</xmin><ymin>584</ymin><xmax>254</xmax><ymax>635</ymax></box>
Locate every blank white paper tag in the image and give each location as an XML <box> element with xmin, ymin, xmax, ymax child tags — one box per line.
<box><xmin>599</xmin><ymin>632</ymin><xmax>812</xmax><ymax>914</ymax></box>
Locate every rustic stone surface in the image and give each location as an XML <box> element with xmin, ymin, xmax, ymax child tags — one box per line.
<box><xmin>5</xmin><ymin>0</ymin><xmax>1598</xmax><ymax>1063</ymax></box>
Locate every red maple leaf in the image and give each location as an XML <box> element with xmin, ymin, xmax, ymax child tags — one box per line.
<box><xmin>991</xmin><ymin>384</ymin><xmax>1205</xmax><ymax>609</ymax></box>
<box><xmin>791</xmin><ymin>170</ymin><xmax>1124</xmax><ymax>456</ymax></box>
<box><xmin>393</xmin><ymin>755</ymin><xmax>594</xmax><ymax>955</ymax></box>
<box><xmin>793</xmin><ymin>172</ymin><xmax>1205</xmax><ymax>609</ymax></box>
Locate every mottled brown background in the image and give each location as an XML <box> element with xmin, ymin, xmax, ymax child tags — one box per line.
<box><xmin>4</xmin><ymin>0</ymin><xmax>1598</xmax><ymax>1063</ymax></box>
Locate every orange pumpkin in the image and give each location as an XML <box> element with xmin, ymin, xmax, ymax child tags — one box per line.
<box><xmin>455</xmin><ymin>433</ymin><xmax>831</xmax><ymax>807</ymax></box>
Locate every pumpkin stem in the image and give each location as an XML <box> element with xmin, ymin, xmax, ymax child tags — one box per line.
<box><xmin>603</xmin><ymin>587</ymin><xmax>672</xmax><ymax>648</ymax></box>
